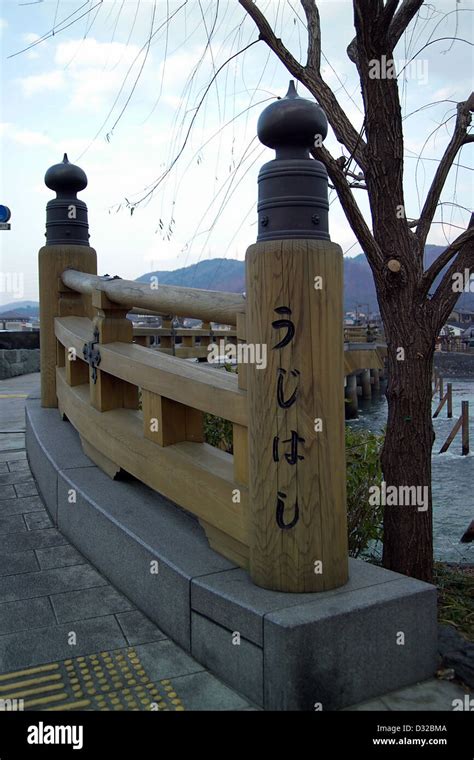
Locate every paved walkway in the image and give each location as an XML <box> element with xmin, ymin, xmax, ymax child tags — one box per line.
<box><xmin>0</xmin><ymin>373</ymin><xmax>469</xmax><ymax>711</ymax></box>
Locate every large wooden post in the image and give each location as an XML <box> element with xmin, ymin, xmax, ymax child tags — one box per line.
<box><xmin>39</xmin><ymin>155</ymin><xmax>97</xmax><ymax>407</ymax></box>
<box><xmin>246</xmin><ymin>82</ymin><xmax>348</xmax><ymax>592</ymax></box>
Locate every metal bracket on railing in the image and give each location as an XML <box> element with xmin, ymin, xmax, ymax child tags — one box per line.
<box><xmin>82</xmin><ymin>327</ymin><xmax>101</xmax><ymax>384</ymax></box>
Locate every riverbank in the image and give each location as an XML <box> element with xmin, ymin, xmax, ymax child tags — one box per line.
<box><xmin>434</xmin><ymin>351</ymin><xmax>474</xmax><ymax>377</ymax></box>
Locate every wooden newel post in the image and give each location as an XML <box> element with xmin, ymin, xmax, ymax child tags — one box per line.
<box><xmin>39</xmin><ymin>154</ymin><xmax>97</xmax><ymax>407</ymax></box>
<box><xmin>246</xmin><ymin>82</ymin><xmax>348</xmax><ymax>592</ymax></box>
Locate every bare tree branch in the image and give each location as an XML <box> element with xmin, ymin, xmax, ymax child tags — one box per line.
<box><xmin>386</xmin><ymin>0</ymin><xmax>424</xmax><ymax>50</ymax></box>
<box><xmin>348</xmin><ymin>0</ymin><xmax>424</xmax><ymax>64</ymax></box>
<box><xmin>380</xmin><ymin>0</ymin><xmax>401</xmax><ymax>30</ymax></box>
<box><xmin>238</xmin><ymin>0</ymin><xmax>305</xmax><ymax>77</ymax></box>
<box><xmin>352</xmin><ymin>1</ymin><xmax>414</xmax><ymax>259</ymax></box>
<box><xmin>239</xmin><ymin>0</ymin><xmax>367</xmax><ymax>171</ymax></box>
<box><xmin>416</xmin><ymin>93</ymin><xmax>474</xmax><ymax>250</ymax></box>
<box><xmin>313</xmin><ymin>145</ymin><xmax>383</xmax><ymax>268</ymax></box>
<box><xmin>429</xmin><ymin>214</ymin><xmax>474</xmax><ymax>329</ymax></box>
<box><xmin>300</xmin><ymin>0</ymin><xmax>321</xmax><ymax>70</ymax></box>
<box><xmin>420</xmin><ymin>225</ymin><xmax>474</xmax><ymax>297</ymax></box>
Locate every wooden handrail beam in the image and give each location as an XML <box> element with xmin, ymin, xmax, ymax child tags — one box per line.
<box><xmin>61</xmin><ymin>270</ymin><xmax>245</xmax><ymax>326</ymax></box>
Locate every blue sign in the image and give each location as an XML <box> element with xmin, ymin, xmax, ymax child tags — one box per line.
<box><xmin>0</xmin><ymin>206</ymin><xmax>11</xmax><ymax>223</ymax></box>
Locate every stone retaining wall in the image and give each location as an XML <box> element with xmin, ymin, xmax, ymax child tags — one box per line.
<box><xmin>0</xmin><ymin>349</ymin><xmax>40</xmax><ymax>380</ymax></box>
<box><xmin>434</xmin><ymin>351</ymin><xmax>474</xmax><ymax>378</ymax></box>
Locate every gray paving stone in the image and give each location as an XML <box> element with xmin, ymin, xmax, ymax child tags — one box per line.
<box><xmin>164</xmin><ymin>670</ymin><xmax>252</xmax><ymax>711</ymax></box>
<box><xmin>115</xmin><ymin>610</ymin><xmax>167</xmax><ymax>646</ymax></box>
<box><xmin>0</xmin><ymin>434</ymin><xmax>24</xmax><ymax>452</ymax></box>
<box><xmin>14</xmin><ymin>481</ymin><xmax>38</xmax><ymax>498</ymax></box>
<box><xmin>7</xmin><ymin>460</ymin><xmax>30</xmax><ymax>473</ymax></box>
<box><xmin>134</xmin><ymin>640</ymin><xmax>204</xmax><ymax>682</ymax></box>
<box><xmin>0</xmin><ymin>463</ymin><xmax>8</xmax><ymax>474</ymax></box>
<box><xmin>191</xmin><ymin>611</ymin><xmax>263</xmax><ymax>706</ymax></box>
<box><xmin>57</xmin><ymin>466</ymin><xmax>234</xmax><ymax>652</ymax></box>
<box><xmin>0</xmin><ymin>563</ymin><xmax>107</xmax><ymax>603</ymax></box>
<box><xmin>0</xmin><ymin>496</ymin><xmax>44</xmax><ymax>517</ymax></box>
<box><xmin>343</xmin><ymin>698</ymin><xmax>389</xmax><ymax>711</ymax></box>
<box><xmin>51</xmin><ymin>585</ymin><xmax>134</xmax><ymax>623</ymax></box>
<box><xmin>0</xmin><ymin>596</ymin><xmax>56</xmax><ymax>635</ymax></box>
<box><xmin>4</xmin><ymin>527</ymin><xmax>69</xmax><ymax>553</ymax></box>
<box><xmin>24</xmin><ymin>511</ymin><xmax>53</xmax><ymax>531</ymax></box>
<box><xmin>0</xmin><ymin>450</ymin><xmax>26</xmax><ymax>463</ymax></box>
<box><xmin>191</xmin><ymin>559</ymin><xmax>403</xmax><ymax>646</ymax></box>
<box><xmin>0</xmin><ymin>515</ymin><xmax>27</xmax><ymax>534</ymax></box>
<box><xmin>0</xmin><ymin>485</ymin><xmax>16</xmax><ymax>501</ymax></box>
<box><xmin>0</xmin><ymin>550</ymin><xmax>39</xmax><ymax>577</ymax></box>
<box><xmin>0</xmin><ymin>472</ymin><xmax>35</xmax><ymax>486</ymax></box>
<box><xmin>35</xmin><ymin>544</ymin><xmax>86</xmax><ymax>570</ymax></box>
<box><xmin>26</xmin><ymin>400</ymin><xmax>96</xmax><ymax>525</ymax></box>
<box><xmin>380</xmin><ymin>679</ymin><xmax>468</xmax><ymax>711</ymax></box>
<box><xmin>0</xmin><ymin>615</ymin><xmax>127</xmax><ymax>672</ymax></box>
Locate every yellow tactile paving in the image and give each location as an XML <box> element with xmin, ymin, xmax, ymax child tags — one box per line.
<box><xmin>0</xmin><ymin>648</ymin><xmax>185</xmax><ymax>712</ymax></box>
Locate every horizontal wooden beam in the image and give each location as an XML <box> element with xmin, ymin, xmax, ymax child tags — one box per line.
<box><xmin>132</xmin><ymin>327</ymin><xmax>237</xmax><ymax>337</ymax></box>
<box><xmin>55</xmin><ymin>317</ymin><xmax>248</xmax><ymax>426</ymax></box>
<box><xmin>56</xmin><ymin>369</ymin><xmax>249</xmax><ymax>544</ymax></box>
<box><xmin>344</xmin><ymin>347</ymin><xmax>385</xmax><ymax>374</ymax></box>
<box><xmin>61</xmin><ymin>270</ymin><xmax>245</xmax><ymax>326</ymax></box>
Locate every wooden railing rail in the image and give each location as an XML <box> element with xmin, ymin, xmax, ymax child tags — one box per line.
<box><xmin>61</xmin><ymin>269</ymin><xmax>245</xmax><ymax>326</ymax></box>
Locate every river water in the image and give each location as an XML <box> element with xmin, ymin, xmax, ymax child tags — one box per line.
<box><xmin>348</xmin><ymin>378</ymin><xmax>474</xmax><ymax>564</ymax></box>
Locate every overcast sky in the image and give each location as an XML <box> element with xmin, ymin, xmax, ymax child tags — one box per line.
<box><xmin>0</xmin><ymin>0</ymin><xmax>472</xmax><ymax>304</ymax></box>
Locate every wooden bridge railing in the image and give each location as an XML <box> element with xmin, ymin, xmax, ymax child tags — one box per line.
<box><xmin>47</xmin><ymin>267</ymin><xmax>250</xmax><ymax>569</ymax></box>
<box><xmin>343</xmin><ymin>325</ymin><xmax>382</xmax><ymax>343</ymax></box>
<box><xmin>132</xmin><ymin>324</ymin><xmax>237</xmax><ymax>357</ymax></box>
<box><xmin>39</xmin><ymin>89</ymin><xmax>350</xmax><ymax>593</ymax></box>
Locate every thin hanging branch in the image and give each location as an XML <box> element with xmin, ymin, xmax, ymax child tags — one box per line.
<box><xmin>429</xmin><ymin>214</ymin><xmax>474</xmax><ymax>329</ymax></box>
<box><xmin>239</xmin><ymin>0</ymin><xmax>367</xmax><ymax>171</ymax></box>
<box><xmin>416</xmin><ymin>93</ymin><xmax>474</xmax><ymax>257</ymax></box>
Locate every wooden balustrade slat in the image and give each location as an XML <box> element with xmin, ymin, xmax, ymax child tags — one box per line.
<box><xmin>56</xmin><ymin>369</ymin><xmax>249</xmax><ymax>545</ymax></box>
<box><xmin>55</xmin><ymin>316</ymin><xmax>248</xmax><ymax>426</ymax></box>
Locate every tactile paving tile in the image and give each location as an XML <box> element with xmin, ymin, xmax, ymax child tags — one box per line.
<box><xmin>0</xmin><ymin>647</ymin><xmax>185</xmax><ymax>711</ymax></box>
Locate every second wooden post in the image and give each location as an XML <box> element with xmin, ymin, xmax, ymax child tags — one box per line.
<box><xmin>246</xmin><ymin>82</ymin><xmax>348</xmax><ymax>592</ymax></box>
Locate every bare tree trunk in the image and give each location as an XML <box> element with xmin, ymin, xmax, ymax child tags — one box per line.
<box><xmin>380</xmin><ymin>306</ymin><xmax>435</xmax><ymax>582</ymax></box>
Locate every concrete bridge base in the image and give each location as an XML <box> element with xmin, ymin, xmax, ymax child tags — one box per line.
<box><xmin>26</xmin><ymin>396</ymin><xmax>438</xmax><ymax>711</ymax></box>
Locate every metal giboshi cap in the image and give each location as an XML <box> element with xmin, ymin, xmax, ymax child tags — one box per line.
<box><xmin>256</xmin><ymin>81</ymin><xmax>330</xmax><ymax>242</ymax></box>
<box><xmin>44</xmin><ymin>154</ymin><xmax>90</xmax><ymax>246</ymax></box>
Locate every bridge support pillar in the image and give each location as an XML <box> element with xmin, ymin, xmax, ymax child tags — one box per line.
<box><xmin>361</xmin><ymin>368</ymin><xmax>372</xmax><ymax>400</ymax></box>
<box><xmin>371</xmin><ymin>367</ymin><xmax>380</xmax><ymax>391</ymax></box>
<box><xmin>345</xmin><ymin>374</ymin><xmax>358</xmax><ymax>418</ymax></box>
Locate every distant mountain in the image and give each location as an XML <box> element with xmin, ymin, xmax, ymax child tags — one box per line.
<box><xmin>138</xmin><ymin>247</ymin><xmax>474</xmax><ymax>314</ymax></box>
<box><xmin>0</xmin><ymin>300</ymin><xmax>39</xmax><ymax>318</ymax></box>
<box><xmin>136</xmin><ymin>258</ymin><xmax>245</xmax><ymax>293</ymax></box>
<box><xmin>7</xmin><ymin>249</ymin><xmax>471</xmax><ymax>321</ymax></box>
<box><xmin>0</xmin><ymin>301</ymin><xmax>39</xmax><ymax>319</ymax></box>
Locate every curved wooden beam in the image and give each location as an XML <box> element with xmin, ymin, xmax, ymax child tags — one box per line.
<box><xmin>61</xmin><ymin>270</ymin><xmax>246</xmax><ymax>326</ymax></box>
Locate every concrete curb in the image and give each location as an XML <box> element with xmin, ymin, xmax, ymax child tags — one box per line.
<box><xmin>26</xmin><ymin>397</ymin><xmax>438</xmax><ymax>710</ymax></box>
